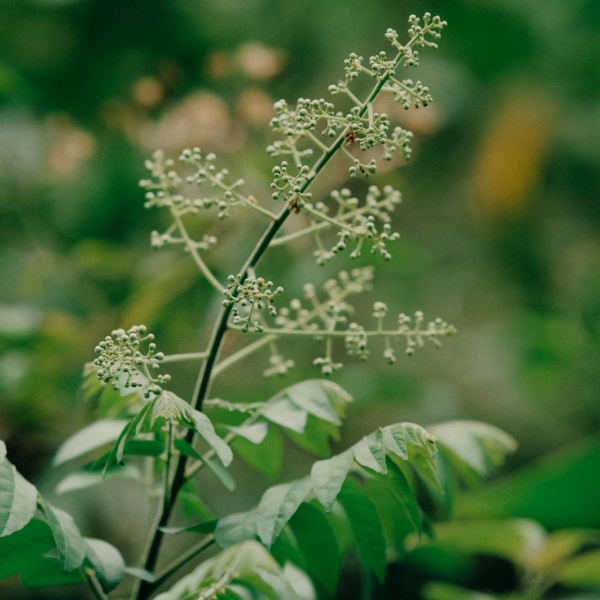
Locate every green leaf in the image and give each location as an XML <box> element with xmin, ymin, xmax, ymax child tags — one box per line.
<box><xmin>263</xmin><ymin>399</ymin><xmax>308</xmax><ymax>433</ymax></box>
<box><xmin>178</xmin><ymin>480</ymin><xmax>215</xmax><ymax>521</ymax></box>
<box><xmin>423</xmin><ymin>582</ymin><xmax>501</xmax><ymax>600</ymax></box>
<box><xmin>41</xmin><ymin>500</ymin><xmax>86</xmax><ymax>571</ymax></box>
<box><xmin>0</xmin><ymin>440</ymin><xmax>6</xmax><ymax>463</ymax></box>
<box><xmin>289</xmin><ymin>502</ymin><xmax>342</xmax><ymax>594</ymax></box>
<box><xmin>376</xmin><ymin>460</ymin><xmax>422</xmax><ymax>535</ymax></box>
<box><xmin>338</xmin><ymin>478</ymin><xmax>387</xmax><ymax>583</ymax></box>
<box><xmin>429</xmin><ymin>420</ymin><xmax>517</xmax><ymax>480</ymax></box>
<box><xmin>55</xmin><ymin>464</ymin><xmax>141</xmax><ymax>494</ymax></box>
<box><xmin>53</xmin><ymin>419</ymin><xmax>129</xmax><ymax>466</ymax></box>
<box><xmin>232</xmin><ymin>423</ymin><xmax>283</xmax><ymax>478</ymax></box>
<box><xmin>285</xmin><ymin>415</ymin><xmax>340</xmax><ymax>458</ymax></box>
<box><xmin>190</xmin><ymin>409</ymin><xmax>233</xmax><ymax>466</ymax></box>
<box><xmin>0</xmin><ymin>456</ymin><xmax>37</xmax><ymax>537</ymax></box>
<box><xmin>384</xmin><ymin>423</ymin><xmax>442</xmax><ymax>492</ymax></box>
<box><xmin>159</xmin><ymin>521</ymin><xmax>217</xmax><ymax>535</ymax></box>
<box><xmin>279</xmin><ymin>380</ymin><xmax>343</xmax><ymax>426</ymax></box>
<box><xmin>0</xmin><ymin>519</ymin><xmax>55</xmax><ymax>580</ymax></box>
<box><xmin>174</xmin><ymin>438</ymin><xmax>202</xmax><ymax>459</ymax></box>
<box><xmin>354</xmin><ymin>429</ymin><xmax>387</xmax><ymax>474</ymax></box>
<box><xmin>125</xmin><ymin>566</ymin><xmax>156</xmax><ymax>583</ymax></box>
<box><xmin>84</xmin><ymin>537</ymin><xmax>126</xmax><ymax>592</ymax></box>
<box><xmin>229</xmin><ymin>422</ymin><xmax>269</xmax><ymax>443</ymax></box>
<box><xmin>256</xmin><ymin>478</ymin><xmax>313</xmax><ymax>547</ymax></box>
<box><xmin>104</xmin><ymin>404</ymin><xmax>152</xmax><ymax>473</ymax></box>
<box><xmin>203</xmin><ymin>456</ymin><xmax>236</xmax><ymax>491</ymax></box>
<box><xmin>311</xmin><ymin>448</ymin><xmax>354</xmax><ymax>512</ymax></box>
<box><xmin>556</xmin><ymin>550</ymin><xmax>600</xmax><ymax>588</ymax></box>
<box><xmin>215</xmin><ymin>510</ymin><xmax>258</xmax><ymax>548</ymax></box>
<box><xmin>123</xmin><ymin>439</ymin><xmax>164</xmax><ymax>457</ymax></box>
<box><xmin>154</xmin><ymin>541</ymin><xmax>285</xmax><ymax>600</ymax></box>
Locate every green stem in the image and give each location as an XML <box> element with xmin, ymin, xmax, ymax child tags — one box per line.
<box><xmin>84</xmin><ymin>568</ymin><xmax>109</xmax><ymax>600</ymax></box>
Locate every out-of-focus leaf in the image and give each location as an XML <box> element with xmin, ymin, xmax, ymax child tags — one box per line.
<box><xmin>104</xmin><ymin>404</ymin><xmax>152</xmax><ymax>473</ymax></box>
<box><xmin>289</xmin><ymin>502</ymin><xmax>342</xmax><ymax>594</ymax></box>
<box><xmin>311</xmin><ymin>448</ymin><xmax>354</xmax><ymax>513</ymax></box>
<box><xmin>531</xmin><ymin>530</ymin><xmax>600</xmax><ymax>571</ymax></box>
<box><xmin>159</xmin><ymin>521</ymin><xmax>216</xmax><ymax>535</ymax></box>
<box><xmin>53</xmin><ymin>419</ymin><xmax>129</xmax><ymax>466</ymax></box>
<box><xmin>84</xmin><ymin>537</ymin><xmax>126</xmax><ymax>592</ymax></box>
<box><xmin>55</xmin><ymin>464</ymin><xmax>141</xmax><ymax>494</ymax></box>
<box><xmin>255</xmin><ymin>478</ymin><xmax>312</xmax><ymax>548</ymax></box>
<box><xmin>178</xmin><ymin>480</ymin><xmax>215</xmax><ymax>521</ymax></box>
<box><xmin>338</xmin><ymin>478</ymin><xmax>387</xmax><ymax>583</ymax></box>
<box><xmin>0</xmin><ymin>453</ymin><xmax>37</xmax><ymax>537</ymax></box>
<box><xmin>153</xmin><ymin>541</ymin><xmax>290</xmax><ymax>600</ymax></box>
<box><xmin>285</xmin><ymin>415</ymin><xmax>340</xmax><ymax>458</ymax></box>
<box><xmin>41</xmin><ymin>500</ymin><xmax>86</xmax><ymax>571</ymax></box>
<box><xmin>283</xmin><ymin>562</ymin><xmax>317</xmax><ymax>600</ymax></box>
<box><xmin>424</xmin><ymin>582</ymin><xmax>501</xmax><ymax>600</ymax></box>
<box><xmin>232</xmin><ymin>423</ymin><xmax>283</xmax><ymax>478</ymax></box>
<box><xmin>277</xmin><ymin>380</ymin><xmax>344</xmax><ymax>426</ymax></box>
<box><xmin>0</xmin><ymin>519</ymin><xmax>55</xmax><ymax>579</ymax></box>
<box><xmin>556</xmin><ymin>550</ymin><xmax>600</xmax><ymax>589</ymax></box>
<box><xmin>430</xmin><ymin>420</ymin><xmax>517</xmax><ymax>481</ymax></box>
<box><xmin>458</xmin><ymin>439</ymin><xmax>600</xmax><ymax>529</ymax></box>
<box><xmin>123</xmin><ymin>439</ymin><xmax>164</xmax><ymax>457</ymax></box>
<box><xmin>215</xmin><ymin>510</ymin><xmax>258</xmax><ymax>548</ymax></box>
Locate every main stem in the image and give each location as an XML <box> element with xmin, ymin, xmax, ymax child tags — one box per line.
<box><xmin>133</xmin><ymin>69</ymin><xmax>395</xmax><ymax>600</ymax></box>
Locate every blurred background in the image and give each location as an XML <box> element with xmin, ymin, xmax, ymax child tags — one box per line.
<box><xmin>1</xmin><ymin>0</ymin><xmax>599</xmax><ymax>598</ymax></box>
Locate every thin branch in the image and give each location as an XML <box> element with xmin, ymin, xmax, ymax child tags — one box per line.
<box><xmin>84</xmin><ymin>568</ymin><xmax>109</xmax><ymax>600</ymax></box>
<box><xmin>161</xmin><ymin>351</ymin><xmax>209</xmax><ymax>364</ymax></box>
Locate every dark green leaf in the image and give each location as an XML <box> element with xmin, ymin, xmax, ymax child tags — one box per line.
<box><xmin>338</xmin><ymin>478</ymin><xmax>387</xmax><ymax>584</ymax></box>
<box><xmin>232</xmin><ymin>423</ymin><xmax>283</xmax><ymax>478</ymax></box>
<box><xmin>123</xmin><ymin>439</ymin><xmax>164</xmax><ymax>457</ymax></box>
<box><xmin>178</xmin><ymin>480</ymin><xmax>215</xmax><ymax>521</ymax></box>
<box><xmin>174</xmin><ymin>438</ymin><xmax>202</xmax><ymax>460</ymax></box>
<box><xmin>289</xmin><ymin>502</ymin><xmax>342</xmax><ymax>594</ymax></box>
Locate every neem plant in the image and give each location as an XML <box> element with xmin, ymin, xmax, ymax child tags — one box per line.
<box><xmin>0</xmin><ymin>14</ymin><xmax>518</xmax><ymax>600</ymax></box>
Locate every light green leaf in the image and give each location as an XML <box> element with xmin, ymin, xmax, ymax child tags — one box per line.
<box><xmin>429</xmin><ymin>420</ymin><xmax>517</xmax><ymax>479</ymax></box>
<box><xmin>41</xmin><ymin>501</ymin><xmax>86</xmax><ymax>571</ymax></box>
<box><xmin>203</xmin><ymin>456</ymin><xmax>236</xmax><ymax>491</ymax></box>
<box><xmin>0</xmin><ymin>440</ymin><xmax>6</xmax><ymax>463</ymax></box>
<box><xmin>256</xmin><ymin>478</ymin><xmax>313</xmax><ymax>547</ymax></box>
<box><xmin>280</xmin><ymin>380</ymin><xmax>342</xmax><ymax>426</ymax></box>
<box><xmin>0</xmin><ymin>456</ymin><xmax>37</xmax><ymax>537</ymax></box>
<box><xmin>84</xmin><ymin>537</ymin><xmax>125</xmax><ymax>592</ymax></box>
<box><xmin>338</xmin><ymin>478</ymin><xmax>387</xmax><ymax>583</ymax></box>
<box><xmin>55</xmin><ymin>464</ymin><xmax>141</xmax><ymax>495</ymax></box>
<box><xmin>354</xmin><ymin>429</ymin><xmax>387</xmax><ymax>474</ymax></box>
<box><xmin>191</xmin><ymin>409</ymin><xmax>233</xmax><ymax>467</ymax></box>
<box><xmin>263</xmin><ymin>399</ymin><xmax>308</xmax><ymax>434</ymax></box>
<box><xmin>311</xmin><ymin>448</ymin><xmax>354</xmax><ymax>513</ymax></box>
<box><xmin>53</xmin><ymin>419</ymin><xmax>129</xmax><ymax>466</ymax></box>
<box><xmin>229</xmin><ymin>422</ymin><xmax>269</xmax><ymax>444</ymax></box>
<box><xmin>215</xmin><ymin>510</ymin><xmax>258</xmax><ymax>548</ymax></box>
<box><xmin>289</xmin><ymin>502</ymin><xmax>342</xmax><ymax>594</ymax></box>
<box><xmin>555</xmin><ymin>550</ymin><xmax>600</xmax><ymax>589</ymax></box>
<box><xmin>159</xmin><ymin>521</ymin><xmax>216</xmax><ymax>535</ymax></box>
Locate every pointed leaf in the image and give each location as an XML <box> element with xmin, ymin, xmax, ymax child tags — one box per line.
<box><xmin>311</xmin><ymin>448</ymin><xmax>354</xmax><ymax>512</ymax></box>
<box><xmin>159</xmin><ymin>521</ymin><xmax>217</xmax><ymax>535</ymax></box>
<box><xmin>263</xmin><ymin>399</ymin><xmax>308</xmax><ymax>434</ymax></box>
<box><xmin>191</xmin><ymin>409</ymin><xmax>233</xmax><ymax>466</ymax></box>
<box><xmin>256</xmin><ymin>478</ymin><xmax>313</xmax><ymax>547</ymax></box>
<box><xmin>53</xmin><ymin>420</ymin><xmax>129</xmax><ymax>466</ymax></box>
<box><xmin>55</xmin><ymin>464</ymin><xmax>140</xmax><ymax>495</ymax></box>
<box><xmin>354</xmin><ymin>429</ymin><xmax>387</xmax><ymax>474</ymax></box>
<box><xmin>281</xmin><ymin>380</ymin><xmax>342</xmax><ymax>425</ymax></box>
<box><xmin>214</xmin><ymin>510</ymin><xmax>258</xmax><ymax>548</ymax></box>
<box><xmin>338</xmin><ymin>478</ymin><xmax>387</xmax><ymax>584</ymax></box>
<box><xmin>0</xmin><ymin>458</ymin><xmax>37</xmax><ymax>537</ymax></box>
<box><xmin>41</xmin><ymin>501</ymin><xmax>86</xmax><ymax>571</ymax></box>
<box><xmin>84</xmin><ymin>538</ymin><xmax>125</xmax><ymax>592</ymax></box>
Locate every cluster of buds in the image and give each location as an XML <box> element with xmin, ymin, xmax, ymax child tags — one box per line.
<box><xmin>398</xmin><ymin>311</ymin><xmax>457</xmax><ymax>356</ymax></box>
<box><xmin>383</xmin><ymin>127</ymin><xmax>414</xmax><ymax>162</ymax></box>
<box><xmin>345</xmin><ymin>107</ymin><xmax>390</xmax><ymax>151</ymax></box>
<box><xmin>223</xmin><ymin>276</ymin><xmax>284</xmax><ymax>332</ymax></box>
<box><xmin>385</xmin><ymin>78</ymin><xmax>433</xmax><ymax>110</ymax></box>
<box><xmin>270</xmin><ymin>162</ymin><xmax>312</xmax><ymax>204</ymax></box>
<box><xmin>263</xmin><ymin>353</ymin><xmax>295</xmax><ymax>378</ymax></box>
<box><xmin>93</xmin><ymin>325</ymin><xmax>168</xmax><ymax>396</ymax></box>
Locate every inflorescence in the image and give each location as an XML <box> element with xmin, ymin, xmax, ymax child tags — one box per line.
<box><xmin>93</xmin><ymin>325</ymin><xmax>168</xmax><ymax>397</ymax></box>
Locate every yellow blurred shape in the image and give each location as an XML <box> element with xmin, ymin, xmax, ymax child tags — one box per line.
<box><xmin>472</xmin><ymin>92</ymin><xmax>553</xmax><ymax>220</ymax></box>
